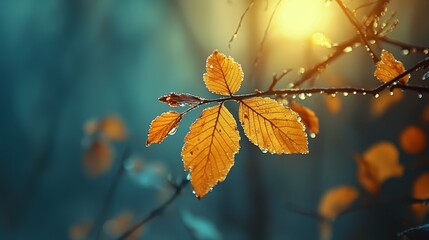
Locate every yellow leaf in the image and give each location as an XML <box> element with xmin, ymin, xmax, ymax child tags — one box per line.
<box><xmin>182</xmin><ymin>104</ymin><xmax>240</xmax><ymax>198</ymax></box>
<box><xmin>83</xmin><ymin>139</ymin><xmax>113</xmax><ymax>177</ymax></box>
<box><xmin>412</xmin><ymin>172</ymin><xmax>429</xmax><ymax>221</ymax></box>
<box><xmin>203</xmin><ymin>50</ymin><xmax>243</xmax><ymax>96</ymax></box>
<box><xmin>371</xmin><ymin>89</ymin><xmax>403</xmax><ymax>117</ymax></box>
<box><xmin>318</xmin><ymin>186</ymin><xmax>359</xmax><ymax>220</ymax></box>
<box><xmin>147</xmin><ymin>111</ymin><xmax>182</xmax><ymax>146</ymax></box>
<box><xmin>98</xmin><ymin>115</ymin><xmax>127</xmax><ymax>141</ymax></box>
<box><xmin>399</xmin><ymin>125</ymin><xmax>427</xmax><ymax>154</ymax></box>
<box><xmin>325</xmin><ymin>95</ymin><xmax>341</xmax><ymax>114</ymax></box>
<box><xmin>239</xmin><ymin>97</ymin><xmax>308</xmax><ymax>154</ymax></box>
<box><xmin>356</xmin><ymin>141</ymin><xmax>403</xmax><ymax>194</ymax></box>
<box><xmin>312</xmin><ymin>32</ymin><xmax>333</xmax><ymax>48</ymax></box>
<box><xmin>290</xmin><ymin>103</ymin><xmax>320</xmax><ymax>135</ymax></box>
<box><xmin>374</xmin><ymin>49</ymin><xmax>410</xmax><ymax>84</ymax></box>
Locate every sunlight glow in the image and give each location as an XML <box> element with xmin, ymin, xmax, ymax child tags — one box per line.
<box><xmin>274</xmin><ymin>0</ymin><xmax>334</xmax><ymax>39</ymax></box>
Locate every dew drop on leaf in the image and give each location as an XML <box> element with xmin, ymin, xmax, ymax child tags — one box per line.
<box><xmin>186</xmin><ymin>173</ymin><xmax>191</xmax><ymax>181</ymax></box>
<box><xmin>343</xmin><ymin>46</ymin><xmax>353</xmax><ymax>53</ymax></box>
<box><xmin>168</xmin><ymin>127</ymin><xmax>178</xmax><ymax>135</ymax></box>
<box><xmin>261</xmin><ymin>148</ymin><xmax>268</xmax><ymax>153</ymax></box>
<box><xmin>310</xmin><ymin>133</ymin><xmax>316</xmax><ymax>138</ymax></box>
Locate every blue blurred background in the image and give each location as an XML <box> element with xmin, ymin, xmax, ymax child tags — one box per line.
<box><xmin>1</xmin><ymin>0</ymin><xmax>428</xmax><ymax>239</ymax></box>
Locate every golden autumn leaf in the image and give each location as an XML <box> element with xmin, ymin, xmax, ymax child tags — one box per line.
<box><xmin>399</xmin><ymin>125</ymin><xmax>427</xmax><ymax>154</ymax></box>
<box><xmin>411</xmin><ymin>172</ymin><xmax>429</xmax><ymax>221</ymax></box>
<box><xmin>356</xmin><ymin>141</ymin><xmax>403</xmax><ymax>194</ymax></box>
<box><xmin>203</xmin><ymin>50</ymin><xmax>243</xmax><ymax>96</ymax></box>
<box><xmin>318</xmin><ymin>186</ymin><xmax>359</xmax><ymax>220</ymax></box>
<box><xmin>371</xmin><ymin>89</ymin><xmax>403</xmax><ymax>117</ymax></box>
<box><xmin>159</xmin><ymin>93</ymin><xmax>203</xmax><ymax>107</ymax></box>
<box><xmin>239</xmin><ymin>97</ymin><xmax>308</xmax><ymax>154</ymax></box>
<box><xmin>182</xmin><ymin>104</ymin><xmax>240</xmax><ymax>198</ymax></box>
<box><xmin>290</xmin><ymin>103</ymin><xmax>320</xmax><ymax>135</ymax></box>
<box><xmin>325</xmin><ymin>95</ymin><xmax>341</xmax><ymax>114</ymax></box>
<box><xmin>98</xmin><ymin>115</ymin><xmax>127</xmax><ymax>141</ymax></box>
<box><xmin>147</xmin><ymin>111</ymin><xmax>183</xmax><ymax>146</ymax></box>
<box><xmin>83</xmin><ymin>139</ymin><xmax>113</xmax><ymax>176</ymax></box>
<box><xmin>374</xmin><ymin>49</ymin><xmax>410</xmax><ymax>84</ymax></box>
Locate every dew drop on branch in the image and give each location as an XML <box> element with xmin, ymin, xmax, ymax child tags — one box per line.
<box><xmin>401</xmin><ymin>49</ymin><xmax>410</xmax><ymax>55</ymax></box>
<box><xmin>343</xmin><ymin>46</ymin><xmax>353</xmax><ymax>53</ymax></box>
<box><xmin>299</xmin><ymin>93</ymin><xmax>306</xmax><ymax>100</ymax></box>
<box><xmin>418</xmin><ymin>93</ymin><xmax>423</xmax><ymax>99</ymax></box>
<box><xmin>343</xmin><ymin>92</ymin><xmax>349</xmax><ymax>97</ymax></box>
<box><xmin>374</xmin><ymin>93</ymin><xmax>380</xmax><ymax>98</ymax></box>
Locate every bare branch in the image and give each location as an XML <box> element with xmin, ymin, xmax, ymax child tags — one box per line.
<box><xmin>117</xmin><ymin>177</ymin><xmax>190</xmax><ymax>240</ymax></box>
<box><xmin>228</xmin><ymin>0</ymin><xmax>255</xmax><ymax>49</ymax></box>
<box><xmin>253</xmin><ymin>0</ymin><xmax>282</xmax><ymax>67</ymax></box>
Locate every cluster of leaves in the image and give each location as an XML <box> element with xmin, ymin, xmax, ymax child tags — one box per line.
<box><xmin>83</xmin><ymin>115</ymin><xmax>127</xmax><ymax>176</ymax></box>
<box><xmin>315</xmin><ymin>105</ymin><xmax>429</xmax><ymax>239</ymax></box>
<box><xmin>147</xmin><ymin>50</ymin><xmax>309</xmax><ymax>198</ymax></box>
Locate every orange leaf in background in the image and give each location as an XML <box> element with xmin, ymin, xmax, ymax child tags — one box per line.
<box><xmin>105</xmin><ymin>211</ymin><xmax>141</xmax><ymax>240</ymax></box>
<box><xmin>203</xmin><ymin>50</ymin><xmax>243</xmax><ymax>96</ymax></box>
<box><xmin>182</xmin><ymin>104</ymin><xmax>240</xmax><ymax>198</ymax></box>
<box><xmin>147</xmin><ymin>111</ymin><xmax>182</xmax><ymax>146</ymax></box>
<box><xmin>412</xmin><ymin>172</ymin><xmax>429</xmax><ymax>221</ymax></box>
<box><xmin>318</xmin><ymin>186</ymin><xmax>359</xmax><ymax>220</ymax></box>
<box><xmin>356</xmin><ymin>141</ymin><xmax>403</xmax><ymax>194</ymax></box>
<box><xmin>325</xmin><ymin>96</ymin><xmax>341</xmax><ymax>114</ymax></box>
<box><xmin>84</xmin><ymin>119</ymin><xmax>99</xmax><ymax>135</ymax></box>
<box><xmin>374</xmin><ymin>49</ymin><xmax>410</xmax><ymax>84</ymax></box>
<box><xmin>83</xmin><ymin>139</ymin><xmax>113</xmax><ymax>176</ymax></box>
<box><xmin>399</xmin><ymin>125</ymin><xmax>426</xmax><ymax>154</ymax></box>
<box><xmin>371</xmin><ymin>89</ymin><xmax>403</xmax><ymax>117</ymax></box>
<box><xmin>239</xmin><ymin>97</ymin><xmax>308</xmax><ymax>154</ymax></box>
<box><xmin>69</xmin><ymin>220</ymin><xmax>92</xmax><ymax>240</ymax></box>
<box><xmin>98</xmin><ymin>115</ymin><xmax>127</xmax><ymax>141</ymax></box>
<box><xmin>290</xmin><ymin>103</ymin><xmax>320</xmax><ymax>135</ymax></box>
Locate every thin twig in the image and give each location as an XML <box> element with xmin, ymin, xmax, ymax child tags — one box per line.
<box><xmin>228</xmin><ymin>0</ymin><xmax>255</xmax><ymax>49</ymax></box>
<box><xmin>380</xmin><ymin>37</ymin><xmax>429</xmax><ymax>54</ymax></box>
<box><xmin>117</xmin><ymin>177</ymin><xmax>190</xmax><ymax>240</ymax></box>
<box><xmin>335</xmin><ymin>0</ymin><xmax>379</xmax><ymax>63</ymax></box>
<box><xmin>93</xmin><ymin>146</ymin><xmax>130</xmax><ymax>240</ymax></box>
<box><xmin>253</xmin><ymin>0</ymin><xmax>282</xmax><ymax>67</ymax></box>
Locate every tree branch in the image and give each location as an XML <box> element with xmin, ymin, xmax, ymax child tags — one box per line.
<box><xmin>117</xmin><ymin>176</ymin><xmax>190</xmax><ymax>240</ymax></box>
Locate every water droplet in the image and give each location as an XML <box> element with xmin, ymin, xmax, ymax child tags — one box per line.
<box><xmin>343</xmin><ymin>92</ymin><xmax>349</xmax><ymax>97</ymax></box>
<box><xmin>292</xmin><ymin>95</ymin><xmax>297</xmax><ymax>99</ymax></box>
<box><xmin>209</xmin><ymin>64</ymin><xmax>214</xmax><ymax>69</ymax></box>
<box><xmin>186</xmin><ymin>173</ymin><xmax>191</xmax><ymax>181</ymax></box>
<box><xmin>168</xmin><ymin>127</ymin><xmax>177</xmax><ymax>135</ymax></box>
<box><xmin>209</xmin><ymin>187</ymin><xmax>213</xmax><ymax>192</ymax></box>
<box><xmin>353</xmin><ymin>91</ymin><xmax>357</xmax><ymax>95</ymax></box>
<box><xmin>310</xmin><ymin>133</ymin><xmax>316</xmax><ymax>138</ymax></box>
<box><xmin>390</xmin><ymin>91</ymin><xmax>394</xmax><ymax>96</ymax></box>
<box><xmin>418</xmin><ymin>93</ymin><xmax>423</xmax><ymax>99</ymax></box>
<box><xmin>288</xmin><ymin>83</ymin><xmax>295</xmax><ymax>88</ymax></box>
<box><xmin>192</xmin><ymin>190</ymin><xmax>196</xmax><ymax>195</ymax></box>
<box><xmin>261</xmin><ymin>148</ymin><xmax>268</xmax><ymax>153</ymax></box>
<box><xmin>424</xmin><ymin>49</ymin><xmax>429</xmax><ymax>55</ymax></box>
<box><xmin>362</xmin><ymin>92</ymin><xmax>367</xmax><ymax>95</ymax></box>
<box><xmin>306</xmin><ymin>93</ymin><xmax>312</xmax><ymax>97</ymax></box>
<box><xmin>422</xmin><ymin>71</ymin><xmax>429</xmax><ymax>80</ymax></box>
<box><xmin>411</xmin><ymin>48</ymin><xmax>417</xmax><ymax>53</ymax></box>
<box><xmin>297</xmin><ymin>116</ymin><xmax>302</xmax><ymax>122</ymax></box>
<box><xmin>330</xmin><ymin>93</ymin><xmax>337</xmax><ymax>97</ymax></box>
<box><xmin>374</xmin><ymin>93</ymin><xmax>380</xmax><ymax>98</ymax></box>
<box><xmin>401</xmin><ymin>49</ymin><xmax>410</xmax><ymax>55</ymax></box>
<box><xmin>343</xmin><ymin>46</ymin><xmax>353</xmax><ymax>53</ymax></box>
<box><xmin>299</xmin><ymin>68</ymin><xmax>306</xmax><ymax>74</ymax></box>
<box><xmin>299</xmin><ymin>93</ymin><xmax>306</xmax><ymax>100</ymax></box>
<box><xmin>369</xmin><ymin>39</ymin><xmax>376</xmax><ymax>44</ymax></box>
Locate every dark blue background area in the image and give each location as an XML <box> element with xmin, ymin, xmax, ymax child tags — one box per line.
<box><xmin>0</xmin><ymin>1</ymin><xmax>428</xmax><ymax>239</ymax></box>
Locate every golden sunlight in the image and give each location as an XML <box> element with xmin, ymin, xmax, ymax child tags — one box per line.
<box><xmin>274</xmin><ymin>0</ymin><xmax>334</xmax><ymax>39</ymax></box>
